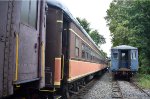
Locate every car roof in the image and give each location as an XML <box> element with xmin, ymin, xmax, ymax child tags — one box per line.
<box><xmin>111</xmin><ymin>45</ymin><xmax>137</xmax><ymax>50</ymax></box>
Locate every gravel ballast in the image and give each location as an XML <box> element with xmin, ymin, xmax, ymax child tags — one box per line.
<box><xmin>71</xmin><ymin>72</ymin><xmax>112</xmax><ymax>99</ymax></box>
<box><xmin>118</xmin><ymin>81</ymin><xmax>150</xmax><ymax>99</ymax></box>
<box><xmin>71</xmin><ymin>72</ymin><xmax>150</xmax><ymax>99</ymax></box>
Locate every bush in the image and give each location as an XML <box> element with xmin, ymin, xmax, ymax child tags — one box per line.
<box><xmin>137</xmin><ymin>74</ymin><xmax>150</xmax><ymax>89</ymax></box>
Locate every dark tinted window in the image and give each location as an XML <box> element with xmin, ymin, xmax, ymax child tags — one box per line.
<box><xmin>21</xmin><ymin>1</ymin><xmax>30</xmax><ymax>24</ymax></box>
<box><xmin>113</xmin><ymin>53</ymin><xmax>118</xmax><ymax>59</ymax></box>
<box><xmin>82</xmin><ymin>43</ymin><xmax>85</xmax><ymax>58</ymax></box>
<box><xmin>86</xmin><ymin>52</ymin><xmax>88</xmax><ymax>59</ymax></box>
<box><xmin>131</xmin><ymin>51</ymin><xmax>136</xmax><ymax>60</ymax></box>
<box><xmin>21</xmin><ymin>0</ymin><xmax>37</xmax><ymax>28</ymax></box>
<box><xmin>75</xmin><ymin>37</ymin><xmax>80</xmax><ymax>57</ymax></box>
<box><xmin>29</xmin><ymin>0</ymin><xmax>37</xmax><ymax>27</ymax></box>
<box><xmin>82</xmin><ymin>51</ymin><xmax>85</xmax><ymax>58</ymax></box>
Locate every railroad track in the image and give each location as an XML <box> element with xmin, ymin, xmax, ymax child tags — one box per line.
<box><xmin>70</xmin><ymin>78</ymin><xmax>98</xmax><ymax>99</ymax></box>
<box><xmin>111</xmin><ymin>79</ymin><xmax>150</xmax><ymax>99</ymax></box>
<box><xmin>111</xmin><ymin>80</ymin><xmax>123</xmax><ymax>99</ymax></box>
<box><xmin>130</xmin><ymin>80</ymin><xmax>150</xmax><ymax>98</ymax></box>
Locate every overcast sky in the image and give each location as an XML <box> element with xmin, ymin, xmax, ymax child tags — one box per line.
<box><xmin>59</xmin><ymin>0</ymin><xmax>112</xmax><ymax>56</ymax></box>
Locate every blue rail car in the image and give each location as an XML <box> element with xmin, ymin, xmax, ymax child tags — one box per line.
<box><xmin>111</xmin><ymin>45</ymin><xmax>138</xmax><ymax>78</ymax></box>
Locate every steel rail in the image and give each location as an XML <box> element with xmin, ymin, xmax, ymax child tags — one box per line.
<box><xmin>130</xmin><ymin>80</ymin><xmax>150</xmax><ymax>97</ymax></box>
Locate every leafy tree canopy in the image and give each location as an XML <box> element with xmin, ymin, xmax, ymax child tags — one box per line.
<box><xmin>90</xmin><ymin>30</ymin><xmax>106</xmax><ymax>46</ymax></box>
<box><xmin>76</xmin><ymin>17</ymin><xmax>91</xmax><ymax>34</ymax></box>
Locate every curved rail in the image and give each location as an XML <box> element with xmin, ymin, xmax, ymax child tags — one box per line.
<box><xmin>130</xmin><ymin>80</ymin><xmax>150</xmax><ymax>97</ymax></box>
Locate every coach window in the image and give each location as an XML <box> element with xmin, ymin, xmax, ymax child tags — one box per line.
<box><xmin>82</xmin><ymin>43</ymin><xmax>85</xmax><ymax>58</ymax></box>
<box><xmin>85</xmin><ymin>46</ymin><xmax>89</xmax><ymax>59</ymax></box>
<box><xmin>121</xmin><ymin>53</ymin><xmax>126</xmax><ymax>60</ymax></box>
<box><xmin>87</xmin><ymin>48</ymin><xmax>90</xmax><ymax>60</ymax></box>
<box><xmin>86</xmin><ymin>52</ymin><xmax>88</xmax><ymax>59</ymax></box>
<box><xmin>113</xmin><ymin>53</ymin><xmax>118</xmax><ymax>59</ymax></box>
<box><xmin>132</xmin><ymin>51</ymin><xmax>136</xmax><ymax>60</ymax></box>
<box><xmin>89</xmin><ymin>49</ymin><xmax>92</xmax><ymax>60</ymax></box>
<box><xmin>93</xmin><ymin>53</ymin><xmax>95</xmax><ymax>61</ymax></box>
<box><xmin>134</xmin><ymin>51</ymin><xmax>136</xmax><ymax>59</ymax></box>
<box><xmin>134</xmin><ymin>51</ymin><xmax>137</xmax><ymax>59</ymax></box>
<box><xmin>91</xmin><ymin>52</ymin><xmax>93</xmax><ymax>60</ymax></box>
<box><xmin>21</xmin><ymin>0</ymin><xmax>37</xmax><ymax>28</ymax></box>
<box><xmin>75</xmin><ymin>36</ymin><xmax>80</xmax><ymax>57</ymax></box>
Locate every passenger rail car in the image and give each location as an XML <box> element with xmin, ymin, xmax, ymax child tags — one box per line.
<box><xmin>0</xmin><ymin>0</ymin><xmax>107</xmax><ymax>98</ymax></box>
<box><xmin>0</xmin><ymin>0</ymin><xmax>46</xmax><ymax>98</ymax></box>
<box><xmin>111</xmin><ymin>45</ymin><xmax>139</xmax><ymax>78</ymax></box>
<box><xmin>45</xmin><ymin>0</ymin><xmax>107</xmax><ymax>98</ymax></box>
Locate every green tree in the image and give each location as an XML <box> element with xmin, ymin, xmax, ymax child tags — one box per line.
<box><xmin>100</xmin><ymin>50</ymin><xmax>107</xmax><ymax>59</ymax></box>
<box><xmin>90</xmin><ymin>30</ymin><xmax>106</xmax><ymax>47</ymax></box>
<box><xmin>76</xmin><ymin>17</ymin><xmax>91</xmax><ymax>34</ymax></box>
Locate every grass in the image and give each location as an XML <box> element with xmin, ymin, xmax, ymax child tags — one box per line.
<box><xmin>136</xmin><ymin>73</ymin><xmax>150</xmax><ymax>89</ymax></box>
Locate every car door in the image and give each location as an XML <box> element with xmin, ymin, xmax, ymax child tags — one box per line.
<box><xmin>131</xmin><ymin>50</ymin><xmax>138</xmax><ymax>71</ymax></box>
<box><xmin>18</xmin><ymin>0</ymin><xmax>40</xmax><ymax>81</ymax></box>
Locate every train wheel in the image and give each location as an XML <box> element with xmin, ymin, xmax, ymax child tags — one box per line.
<box><xmin>73</xmin><ymin>83</ymin><xmax>79</xmax><ymax>92</ymax></box>
<box><xmin>61</xmin><ymin>84</ymin><xmax>70</xmax><ymax>99</ymax></box>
